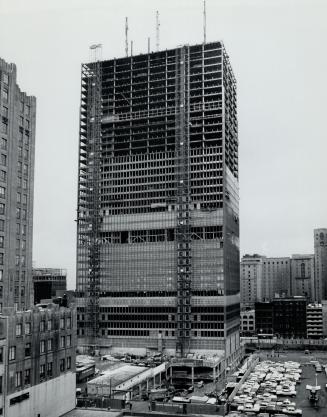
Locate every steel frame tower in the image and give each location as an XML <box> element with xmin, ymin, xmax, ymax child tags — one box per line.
<box><xmin>76</xmin><ymin>41</ymin><xmax>240</xmax><ymax>360</ymax></box>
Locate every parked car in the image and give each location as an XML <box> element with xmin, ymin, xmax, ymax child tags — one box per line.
<box><xmin>282</xmin><ymin>406</ymin><xmax>302</xmax><ymax>415</ymax></box>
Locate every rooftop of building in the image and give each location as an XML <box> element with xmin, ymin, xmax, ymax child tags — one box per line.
<box><xmin>88</xmin><ymin>364</ymin><xmax>148</xmax><ymax>388</ymax></box>
<box><xmin>241</xmin><ymin>309</ymin><xmax>255</xmax><ymax>315</ymax></box>
<box><xmin>273</xmin><ymin>295</ymin><xmax>306</xmax><ymax>302</ymax></box>
<box><xmin>0</xmin><ymin>303</ymin><xmax>73</xmax><ymax>318</ymax></box>
<box><xmin>0</xmin><ymin>56</ymin><xmax>36</xmax><ymax>100</ymax></box>
<box><xmin>87</xmin><ymin>40</ymin><xmax>225</xmax><ymax>65</ymax></box>
<box><xmin>307</xmin><ymin>303</ymin><xmax>322</xmax><ymax>308</ymax></box>
<box><xmin>61</xmin><ymin>410</ymin><xmax>121</xmax><ymax>417</ymax></box>
<box><xmin>76</xmin><ymin>355</ymin><xmax>96</xmax><ymax>366</ymax></box>
<box><xmin>33</xmin><ymin>268</ymin><xmax>67</xmax><ymax>277</ymax></box>
<box><xmin>84</xmin><ymin>41</ymin><xmax>236</xmax><ymax>84</ymax></box>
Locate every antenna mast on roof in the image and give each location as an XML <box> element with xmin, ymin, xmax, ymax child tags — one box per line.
<box><xmin>203</xmin><ymin>0</ymin><xmax>207</xmax><ymax>44</ymax></box>
<box><xmin>156</xmin><ymin>11</ymin><xmax>160</xmax><ymax>51</ymax></box>
<box><xmin>125</xmin><ymin>17</ymin><xmax>129</xmax><ymax>57</ymax></box>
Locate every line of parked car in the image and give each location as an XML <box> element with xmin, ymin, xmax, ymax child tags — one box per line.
<box><xmin>230</xmin><ymin>360</ymin><xmax>303</xmax><ymax>416</ymax></box>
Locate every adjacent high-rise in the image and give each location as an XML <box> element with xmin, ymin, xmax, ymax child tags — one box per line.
<box><xmin>240</xmin><ymin>254</ymin><xmax>264</xmax><ymax>309</ymax></box>
<box><xmin>290</xmin><ymin>254</ymin><xmax>315</xmax><ymax>300</ymax></box>
<box><xmin>314</xmin><ymin>228</ymin><xmax>327</xmax><ymax>302</ymax></box>
<box><xmin>76</xmin><ymin>42</ymin><xmax>240</xmax><ymax>359</ymax></box>
<box><xmin>0</xmin><ymin>58</ymin><xmax>35</xmax><ymax>311</ymax></box>
<box><xmin>241</xmin><ymin>255</ymin><xmax>291</xmax><ymax>308</ymax></box>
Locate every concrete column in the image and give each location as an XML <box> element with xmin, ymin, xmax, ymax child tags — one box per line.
<box><xmin>191</xmin><ymin>366</ymin><xmax>194</xmax><ymax>385</ymax></box>
<box><xmin>153</xmin><ymin>376</ymin><xmax>156</xmax><ymax>388</ymax></box>
<box><xmin>146</xmin><ymin>379</ymin><xmax>149</xmax><ymax>391</ymax></box>
<box><xmin>139</xmin><ymin>384</ymin><xmax>142</xmax><ymax>394</ymax></box>
<box><xmin>213</xmin><ymin>367</ymin><xmax>216</xmax><ymax>382</ymax></box>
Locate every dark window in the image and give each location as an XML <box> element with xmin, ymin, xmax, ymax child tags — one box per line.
<box><xmin>60</xmin><ymin>358</ymin><xmax>65</xmax><ymax>372</ymax></box>
<box><xmin>24</xmin><ymin>368</ymin><xmax>31</xmax><ymax>385</ymax></box>
<box><xmin>40</xmin><ymin>364</ymin><xmax>45</xmax><ymax>380</ymax></box>
<box><xmin>47</xmin><ymin>362</ymin><xmax>53</xmax><ymax>377</ymax></box>
<box><xmin>25</xmin><ymin>343</ymin><xmax>31</xmax><ymax>357</ymax></box>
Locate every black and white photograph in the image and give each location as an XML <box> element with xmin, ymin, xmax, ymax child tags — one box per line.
<box><xmin>0</xmin><ymin>0</ymin><xmax>326</xmax><ymax>416</ymax></box>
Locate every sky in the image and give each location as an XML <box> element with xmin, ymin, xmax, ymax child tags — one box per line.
<box><xmin>0</xmin><ymin>0</ymin><xmax>326</xmax><ymax>289</ymax></box>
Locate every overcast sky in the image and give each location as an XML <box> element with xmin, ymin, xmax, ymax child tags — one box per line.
<box><xmin>1</xmin><ymin>0</ymin><xmax>326</xmax><ymax>289</ymax></box>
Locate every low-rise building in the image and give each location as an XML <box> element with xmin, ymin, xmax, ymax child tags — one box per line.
<box><xmin>0</xmin><ymin>303</ymin><xmax>76</xmax><ymax>417</ymax></box>
<box><xmin>240</xmin><ymin>310</ymin><xmax>255</xmax><ymax>336</ymax></box>
<box><xmin>273</xmin><ymin>296</ymin><xmax>307</xmax><ymax>338</ymax></box>
<box><xmin>307</xmin><ymin>303</ymin><xmax>323</xmax><ymax>339</ymax></box>
<box><xmin>255</xmin><ymin>296</ymin><xmax>307</xmax><ymax>338</ymax></box>
<box><xmin>255</xmin><ymin>302</ymin><xmax>274</xmax><ymax>336</ymax></box>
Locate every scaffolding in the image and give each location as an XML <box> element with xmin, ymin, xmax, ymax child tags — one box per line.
<box><xmin>175</xmin><ymin>46</ymin><xmax>192</xmax><ymax>357</ymax></box>
<box><xmin>78</xmin><ymin>56</ymin><xmax>102</xmax><ymax>352</ymax></box>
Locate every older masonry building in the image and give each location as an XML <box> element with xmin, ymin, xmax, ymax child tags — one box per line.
<box><xmin>314</xmin><ymin>228</ymin><xmax>327</xmax><ymax>302</ymax></box>
<box><xmin>76</xmin><ymin>41</ymin><xmax>240</xmax><ymax>359</ymax></box>
<box><xmin>0</xmin><ymin>304</ymin><xmax>76</xmax><ymax>417</ymax></box>
<box><xmin>0</xmin><ymin>58</ymin><xmax>36</xmax><ymax>311</ymax></box>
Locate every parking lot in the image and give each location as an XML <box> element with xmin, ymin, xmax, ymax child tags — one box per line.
<box><xmin>258</xmin><ymin>351</ymin><xmax>327</xmax><ymax>417</ymax></box>
<box><xmin>237</xmin><ymin>351</ymin><xmax>327</xmax><ymax>417</ymax></box>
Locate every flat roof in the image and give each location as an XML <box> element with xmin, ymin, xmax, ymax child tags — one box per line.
<box><xmin>61</xmin><ymin>409</ymin><xmax>121</xmax><ymax>417</ymax></box>
<box><xmin>88</xmin><ymin>364</ymin><xmax>147</xmax><ymax>388</ymax></box>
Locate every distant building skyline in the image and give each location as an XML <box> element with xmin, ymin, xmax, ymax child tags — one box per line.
<box><xmin>241</xmin><ymin>228</ymin><xmax>327</xmax><ymax>308</ymax></box>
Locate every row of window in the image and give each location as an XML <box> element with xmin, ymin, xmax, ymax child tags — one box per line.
<box><xmin>10</xmin><ymin>335</ymin><xmax>72</xmax><ymax>361</ymax></box>
<box><xmin>14</xmin><ymin>357</ymin><xmax>71</xmax><ymax>389</ymax></box>
<box><xmin>13</xmin><ymin>316</ymin><xmax>72</xmax><ymax>337</ymax></box>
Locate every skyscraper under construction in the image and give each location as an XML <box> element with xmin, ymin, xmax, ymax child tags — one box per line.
<box><xmin>76</xmin><ymin>41</ymin><xmax>240</xmax><ymax>360</ymax></box>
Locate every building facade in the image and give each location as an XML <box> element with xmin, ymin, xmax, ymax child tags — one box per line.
<box><xmin>0</xmin><ymin>58</ymin><xmax>36</xmax><ymax>311</ymax></box>
<box><xmin>33</xmin><ymin>268</ymin><xmax>67</xmax><ymax>304</ymax></box>
<box><xmin>240</xmin><ymin>309</ymin><xmax>255</xmax><ymax>336</ymax></box>
<box><xmin>76</xmin><ymin>42</ymin><xmax>240</xmax><ymax>358</ymax></box>
<box><xmin>255</xmin><ymin>302</ymin><xmax>274</xmax><ymax>336</ymax></box>
<box><xmin>306</xmin><ymin>303</ymin><xmax>323</xmax><ymax>339</ymax></box>
<box><xmin>273</xmin><ymin>296</ymin><xmax>307</xmax><ymax>338</ymax></box>
<box><xmin>290</xmin><ymin>254</ymin><xmax>315</xmax><ymax>301</ymax></box>
<box><xmin>240</xmin><ymin>255</ymin><xmax>264</xmax><ymax>309</ymax></box>
<box><xmin>262</xmin><ymin>257</ymin><xmax>291</xmax><ymax>300</ymax></box>
<box><xmin>314</xmin><ymin>228</ymin><xmax>327</xmax><ymax>302</ymax></box>
<box><xmin>255</xmin><ymin>297</ymin><xmax>307</xmax><ymax>338</ymax></box>
<box><xmin>0</xmin><ymin>304</ymin><xmax>76</xmax><ymax>417</ymax></box>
